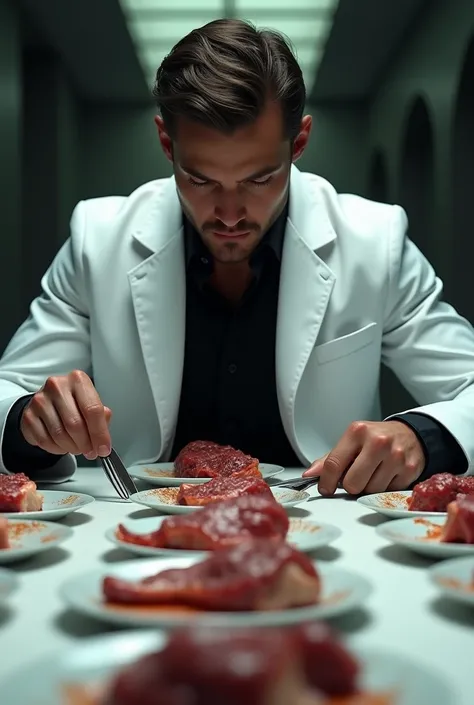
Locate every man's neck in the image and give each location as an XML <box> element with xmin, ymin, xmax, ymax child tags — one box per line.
<box><xmin>210</xmin><ymin>261</ymin><xmax>254</xmax><ymax>304</ymax></box>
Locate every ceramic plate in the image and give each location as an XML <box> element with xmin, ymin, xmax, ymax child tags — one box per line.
<box><xmin>0</xmin><ymin>630</ymin><xmax>455</xmax><ymax>705</ymax></box>
<box><xmin>0</xmin><ymin>519</ymin><xmax>73</xmax><ymax>564</ymax></box>
<box><xmin>376</xmin><ymin>517</ymin><xmax>474</xmax><ymax>559</ymax></box>
<box><xmin>1</xmin><ymin>490</ymin><xmax>95</xmax><ymax>521</ymax></box>
<box><xmin>59</xmin><ymin>556</ymin><xmax>371</xmax><ymax>628</ymax></box>
<box><xmin>429</xmin><ymin>556</ymin><xmax>474</xmax><ymax>607</ymax></box>
<box><xmin>357</xmin><ymin>491</ymin><xmax>447</xmax><ymax>519</ymax></box>
<box><xmin>0</xmin><ymin>568</ymin><xmax>19</xmax><ymax>602</ymax></box>
<box><xmin>130</xmin><ymin>486</ymin><xmax>309</xmax><ymax>515</ymax></box>
<box><xmin>105</xmin><ymin>516</ymin><xmax>342</xmax><ymax>558</ymax></box>
<box><xmin>129</xmin><ymin>462</ymin><xmax>284</xmax><ymax>486</ymax></box>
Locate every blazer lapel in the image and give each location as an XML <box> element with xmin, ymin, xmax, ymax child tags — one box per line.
<box><xmin>128</xmin><ymin>178</ymin><xmax>186</xmax><ymax>459</ymax></box>
<box><xmin>276</xmin><ymin>167</ymin><xmax>337</xmax><ymax>451</ymax></box>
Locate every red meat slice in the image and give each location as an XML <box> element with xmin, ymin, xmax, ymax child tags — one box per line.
<box><xmin>102</xmin><ymin>539</ymin><xmax>320</xmax><ymax>611</ymax></box>
<box><xmin>0</xmin><ymin>473</ymin><xmax>43</xmax><ymax>513</ymax></box>
<box><xmin>116</xmin><ymin>494</ymin><xmax>289</xmax><ymax>551</ymax></box>
<box><xmin>177</xmin><ymin>472</ymin><xmax>274</xmax><ymax>506</ymax></box>
<box><xmin>408</xmin><ymin>473</ymin><xmax>459</xmax><ymax>512</ymax></box>
<box><xmin>0</xmin><ymin>517</ymin><xmax>9</xmax><ymax>549</ymax></box>
<box><xmin>174</xmin><ymin>440</ymin><xmax>260</xmax><ymax>479</ymax></box>
<box><xmin>441</xmin><ymin>495</ymin><xmax>474</xmax><ymax>543</ymax></box>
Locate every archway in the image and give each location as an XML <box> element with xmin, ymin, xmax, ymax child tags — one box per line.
<box><xmin>452</xmin><ymin>36</ymin><xmax>474</xmax><ymax>323</ymax></box>
<box><xmin>368</xmin><ymin>149</ymin><xmax>389</xmax><ymax>203</ymax></box>
<box><xmin>399</xmin><ymin>96</ymin><xmax>435</xmax><ymax>259</ymax></box>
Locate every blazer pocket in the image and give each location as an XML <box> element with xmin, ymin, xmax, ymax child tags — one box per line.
<box><xmin>315</xmin><ymin>322</ymin><xmax>378</xmax><ymax>364</ymax></box>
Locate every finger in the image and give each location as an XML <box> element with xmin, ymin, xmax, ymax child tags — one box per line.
<box><xmin>21</xmin><ymin>408</ymin><xmax>70</xmax><ymax>455</ymax></box>
<box><xmin>361</xmin><ymin>461</ymin><xmax>398</xmax><ymax>495</ymax></box>
<box><xmin>387</xmin><ymin>474</ymin><xmax>409</xmax><ymax>492</ymax></box>
<box><xmin>50</xmin><ymin>388</ymin><xmax>95</xmax><ymax>457</ymax></box>
<box><xmin>34</xmin><ymin>400</ymin><xmax>81</xmax><ymax>455</ymax></box>
<box><xmin>72</xmin><ymin>377</ymin><xmax>111</xmax><ymax>456</ymax></box>
<box><xmin>302</xmin><ymin>453</ymin><xmax>328</xmax><ymax>477</ymax></box>
<box><xmin>318</xmin><ymin>428</ymin><xmax>362</xmax><ymax>495</ymax></box>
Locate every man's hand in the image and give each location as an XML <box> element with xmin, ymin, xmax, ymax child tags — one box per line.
<box><xmin>20</xmin><ymin>370</ymin><xmax>112</xmax><ymax>460</ymax></box>
<box><xmin>303</xmin><ymin>420</ymin><xmax>425</xmax><ymax>495</ymax></box>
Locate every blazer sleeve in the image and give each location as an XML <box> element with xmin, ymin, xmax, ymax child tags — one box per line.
<box><xmin>382</xmin><ymin>205</ymin><xmax>474</xmax><ymax>474</ymax></box>
<box><xmin>0</xmin><ymin>201</ymin><xmax>91</xmax><ymax>475</ymax></box>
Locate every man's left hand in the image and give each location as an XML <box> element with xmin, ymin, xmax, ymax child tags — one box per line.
<box><xmin>303</xmin><ymin>420</ymin><xmax>425</xmax><ymax>496</ymax></box>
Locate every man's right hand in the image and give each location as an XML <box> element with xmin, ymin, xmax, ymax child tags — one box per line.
<box><xmin>20</xmin><ymin>370</ymin><xmax>112</xmax><ymax>460</ymax></box>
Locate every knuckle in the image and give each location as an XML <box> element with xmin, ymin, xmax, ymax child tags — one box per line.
<box><xmin>405</xmin><ymin>459</ymin><xmax>420</xmax><ymax>475</ymax></box>
<box><xmin>63</xmin><ymin>415</ymin><xmax>84</xmax><ymax>433</ymax></box>
<box><xmin>370</xmin><ymin>433</ymin><xmax>391</xmax><ymax>451</ymax></box>
<box><xmin>83</xmin><ymin>402</ymin><xmax>104</xmax><ymax>418</ymax></box>
<box><xmin>390</xmin><ymin>446</ymin><xmax>406</xmax><ymax>463</ymax></box>
<box><xmin>348</xmin><ymin>420</ymin><xmax>367</xmax><ymax>437</ymax></box>
<box><xmin>43</xmin><ymin>375</ymin><xmax>65</xmax><ymax>393</ymax></box>
<box><xmin>69</xmin><ymin>369</ymin><xmax>89</xmax><ymax>384</ymax></box>
<box><xmin>323</xmin><ymin>454</ymin><xmax>342</xmax><ymax>475</ymax></box>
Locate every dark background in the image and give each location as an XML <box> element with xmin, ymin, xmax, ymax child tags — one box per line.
<box><xmin>1</xmin><ymin>0</ymin><xmax>473</xmax><ymax>417</ymax></box>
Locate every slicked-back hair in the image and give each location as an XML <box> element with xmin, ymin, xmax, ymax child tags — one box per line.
<box><xmin>153</xmin><ymin>18</ymin><xmax>306</xmax><ymax>140</ymax></box>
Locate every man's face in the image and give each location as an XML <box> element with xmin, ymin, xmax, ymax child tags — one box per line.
<box><xmin>156</xmin><ymin>103</ymin><xmax>311</xmax><ymax>264</ymax></box>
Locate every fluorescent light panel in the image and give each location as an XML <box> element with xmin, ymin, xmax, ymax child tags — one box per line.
<box><xmin>120</xmin><ymin>0</ymin><xmax>339</xmax><ymax>94</ymax></box>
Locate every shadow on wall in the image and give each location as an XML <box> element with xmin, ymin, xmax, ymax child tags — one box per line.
<box><xmin>399</xmin><ymin>96</ymin><xmax>435</xmax><ymax>261</ymax></box>
<box><xmin>368</xmin><ymin>149</ymin><xmax>390</xmax><ymax>204</ymax></box>
<box><xmin>452</xmin><ymin>34</ymin><xmax>474</xmax><ymax>324</ymax></box>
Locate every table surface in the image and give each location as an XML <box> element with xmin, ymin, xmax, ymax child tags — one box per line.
<box><xmin>0</xmin><ymin>466</ymin><xmax>471</xmax><ymax>703</ymax></box>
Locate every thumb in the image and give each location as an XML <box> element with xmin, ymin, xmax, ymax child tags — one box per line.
<box><xmin>302</xmin><ymin>453</ymin><xmax>328</xmax><ymax>477</ymax></box>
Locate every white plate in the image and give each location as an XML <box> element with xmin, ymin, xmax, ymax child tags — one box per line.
<box><xmin>130</xmin><ymin>486</ymin><xmax>309</xmax><ymax>514</ymax></box>
<box><xmin>429</xmin><ymin>556</ymin><xmax>474</xmax><ymax>607</ymax></box>
<box><xmin>105</xmin><ymin>516</ymin><xmax>342</xmax><ymax>558</ymax></box>
<box><xmin>59</xmin><ymin>556</ymin><xmax>372</xmax><ymax>628</ymax></box>
<box><xmin>376</xmin><ymin>517</ymin><xmax>474</xmax><ymax>559</ymax></box>
<box><xmin>129</xmin><ymin>462</ymin><xmax>284</xmax><ymax>486</ymax></box>
<box><xmin>0</xmin><ymin>490</ymin><xmax>95</xmax><ymax>521</ymax></box>
<box><xmin>357</xmin><ymin>490</ymin><xmax>447</xmax><ymax>519</ymax></box>
<box><xmin>0</xmin><ymin>568</ymin><xmax>19</xmax><ymax>602</ymax></box>
<box><xmin>0</xmin><ymin>629</ymin><xmax>455</xmax><ymax>705</ymax></box>
<box><xmin>0</xmin><ymin>519</ymin><xmax>73</xmax><ymax>564</ymax></box>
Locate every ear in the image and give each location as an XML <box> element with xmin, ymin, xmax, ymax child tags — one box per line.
<box><xmin>292</xmin><ymin>115</ymin><xmax>312</xmax><ymax>162</ymax></box>
<box><xmin>154</xmin><ymin>115</ymin><xmax>173</xmax><ymax>162</ymax></box>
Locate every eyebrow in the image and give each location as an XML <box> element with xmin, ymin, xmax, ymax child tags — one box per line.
<box><xmin>181</xmin><ymin>164</ymin><xmax>282</xmax><ymax>182</ymax></box>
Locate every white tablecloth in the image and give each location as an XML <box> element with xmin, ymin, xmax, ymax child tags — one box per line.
<box><xmin>0</xmin><ymin>467</ymin><xmax>471</xmax><ymax>703</ymax></box>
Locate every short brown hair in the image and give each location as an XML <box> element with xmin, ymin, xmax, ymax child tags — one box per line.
<box><xmin>153</xmin><ymin>18</ymin><xmax>306</xmax><ymax>140</ymax></box>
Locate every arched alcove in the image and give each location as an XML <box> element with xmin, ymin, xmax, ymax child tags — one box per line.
<box><xmin>452</xmin><ymin>36</ymin><xmax>474</xmax><ymax>323</ymax></box>
<box><xmin>368</xmin><ymin>149</ymin><xmax>390</xmax><ymax>203</ymax></box>
<box><xmin>399</xmin><ymin>96</ymin><xmax>435</xmax><ymax>259</ymax></box>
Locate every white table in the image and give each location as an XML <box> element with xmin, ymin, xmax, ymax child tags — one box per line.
<box><xmin>0</xmin><ymin>466</ymin><xmax>472</xmax><ymax>703</ymax></box>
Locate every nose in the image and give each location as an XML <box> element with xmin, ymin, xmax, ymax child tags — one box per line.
<box><xmin>214</xmin><ymin>190</ymin><xmax>245</xmax><ymax>227</ymax></box>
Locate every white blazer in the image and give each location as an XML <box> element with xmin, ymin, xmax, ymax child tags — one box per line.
<box><xmin>1</xmin><ymin>165</ymin><xmax>474</xmax><ymax>477</ymax></box>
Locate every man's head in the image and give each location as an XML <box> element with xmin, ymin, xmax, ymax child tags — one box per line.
<box><xmin>153</xmin><ymin>19</ymin><xmax>311</xmax><ymax>264</ymax></box>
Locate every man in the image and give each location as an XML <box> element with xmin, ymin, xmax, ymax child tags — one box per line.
<box><xmin>0</xmin><ymin>19</ymin><xmax>472</xmax><ymax>495</ymax></box>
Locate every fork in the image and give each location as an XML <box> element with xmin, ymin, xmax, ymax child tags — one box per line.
<box><xmin>271</xmin><ymin>476</ymin><xmax>321</xmax><ymax>492</ymax></box>
<box><xmin>99</xmin><ymin>447</ymin><xmax>138</xmax><ymax>500</ymax></box>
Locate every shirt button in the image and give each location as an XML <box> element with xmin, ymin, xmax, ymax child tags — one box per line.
<box><xmin>201</xmin><ymin>257</ymin><xmax>209</xmax><ymax>265</ymax></box>
<box><xmin>228</xmin><ymin>363</ymin><xmax>237</xmax><ymax>374</ymax></box>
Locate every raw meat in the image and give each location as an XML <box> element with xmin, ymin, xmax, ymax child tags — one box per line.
<box><xmin>174</xmin><ymin>440</ymin><xmax>260</xmax><ymax>479</ymax></box>
<box><xmin>297</xmin><ymin>621</ymin><xmax>359</xmax><ymax>696</ymax></box>
<box><xmin>116</xmin><ymin>494</ymin><xmax>289</xmax><ymax>550</ymax></box>
<box><xmin>441</xmin><ymin>495</ymin><xmax>474</xmax><ymax>543</ymax></box>
<box><xmin>103</xmin><ymin>539</ymin><xmax>320</xmax><ymax>611</ymax></box>
<box><xmin>177</xmin><ymin>472</ymin><xmax>273</xmax><ymax>506</ymax></box>
<box><xmin>66</xmin><ymin>625</ymin><xmax>392</xmax><ymax>705</ymax></box>
<box><xmin>0</xmin><ymin>473</ymin><xmax>43</xmax><ymax>513</ymax></box>
<box><xmin>0</xmin><ymin>516</ymin><xmax>9</xmax><ymax>549</ymax></box>
<box><xmin>408</xmin><ymin>473</ymin><xmax>460</xmax><ymax>512</ymax></box>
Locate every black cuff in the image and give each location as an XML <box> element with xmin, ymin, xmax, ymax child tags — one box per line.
<box><xmin>2</xmin><ymin>395</ymin><xmax>61</xmax><ymax>473</ymax></box>
<box><xmin>392</xmin><ymin>412</ymin><xmax>468</xmax><ymax>485</ymax></box>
